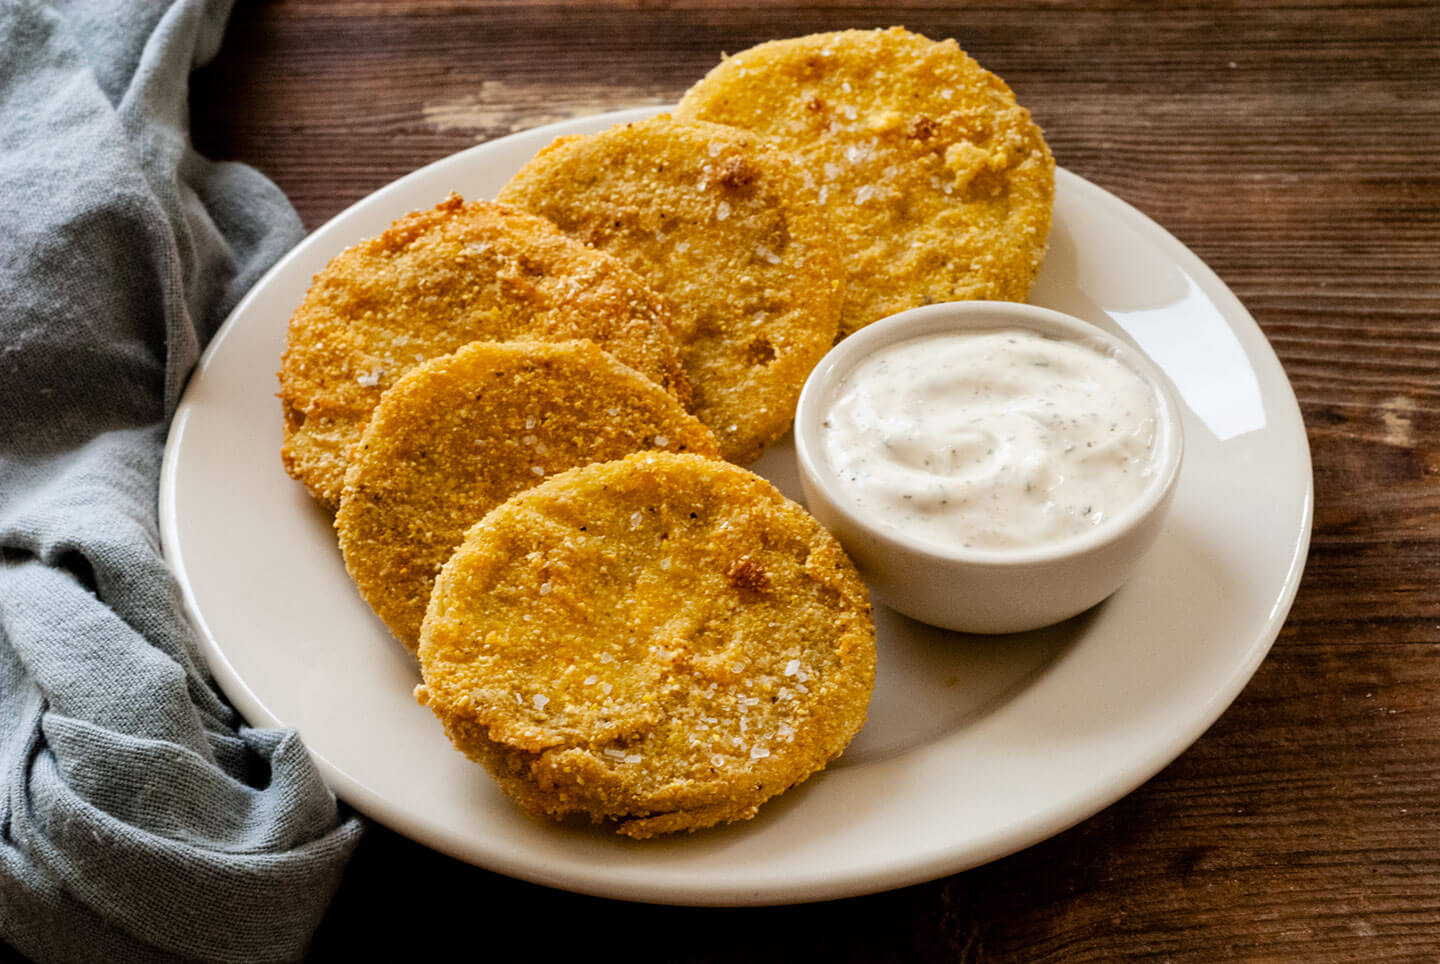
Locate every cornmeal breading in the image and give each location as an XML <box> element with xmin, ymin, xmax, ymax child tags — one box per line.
<box><xmin>415</xmin><ymin>452</ymin><xmax>875</xmax><ymax>838</ymax></box>
<box><xmin>278</xmin><ymin>194</ymin><xmax>689</xmax><ymax>509</ymax></box>
<box><xmin>677</xmin><ymin>27</ymin><xmax>1055</xmax><ymax>334</ymax></box>
<box><xmin>497</xmin><ymin>115</ymin><xmax>845</xmax><ymax>465</ymax></box>
<box><xmin>336</xmin><ymin>339</ymin><xmax>718</xmax><ymax>651</ymax></box>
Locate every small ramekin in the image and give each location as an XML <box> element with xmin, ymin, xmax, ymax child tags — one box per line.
<box><xmin>794</xmin><ymin>301</ymin><xmax>1184</xmax><ymax>634</ymax></box>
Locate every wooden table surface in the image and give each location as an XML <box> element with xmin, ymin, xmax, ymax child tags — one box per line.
<box><xmin>189</xmin><ymin>1</ymin><xmax>1440</xmax><ymax>960</ymax></box>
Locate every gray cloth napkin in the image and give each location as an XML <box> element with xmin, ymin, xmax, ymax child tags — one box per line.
<box><xmin>0</xmin><ymin>1</ymin><xmax>364</xmax><ymax>960</ymax></box>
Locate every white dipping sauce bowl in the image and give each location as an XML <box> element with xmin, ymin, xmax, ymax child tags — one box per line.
<box><xmin>794</xmin><ymin>301</ymin><xmax>1184</xmax><ymax>634</ymax></box>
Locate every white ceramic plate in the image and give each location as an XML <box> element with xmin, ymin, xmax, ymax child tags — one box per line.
<box><xmin>159</xmin><ymin>108</ymin><xmax>1312</xmax><ymax>906</ymax></box>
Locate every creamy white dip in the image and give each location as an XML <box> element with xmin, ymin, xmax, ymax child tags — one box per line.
<box><xmin>819</xmin><ymin>328</ymin><xmax>1162</xmax><ymax>551</ymax></box>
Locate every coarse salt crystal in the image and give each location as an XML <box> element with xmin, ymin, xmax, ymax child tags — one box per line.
<box><xmin>630</xmin><ymin>510</ymin><xmax>644</xmax><ymax>528</ymax></box>
<box><xmin>756</xmin><ymin>245</ymin><xmax>781</xmax><ymax>265</ymax></box>
<box><xmin>659</xmin><ymin>558</ymin><xmax>671</xmax><ymax>571</ymax></box>
<box><xmin>584</xmin><ymin>675</ymin><xmax>598</xmax><ymax>685</ymax></box>
<box><xmin>601</xmin><ymin>683</ymin><xmax>613</xmax><ymax>695</ymax></box>
<box><xmin>653</xmin><ymin>435</ymin><xmax>668</xmax><ymax>447</ymax></box>
<box><xmin>357</xmin><ymin>367</ymin><xmax>382</xmax><ymax>387</ymax></box>
<box><xmin>817</xmin><ymin>186</ymin><xmax>828</xmax><ymax>205</ymax></box>
<box><xmin>778</xmin><ymin>723</ymin><xmax>795</xmax><ymax>740</ymax></box>
<box><xmin>534</xmin><ymin>441</ymin><xmax>548</xmax><ymax>456</ymax></box>
<box><xmin>784</xmin><ymin>659</ymin><xmax>800</xmax><ymax>677</ymax></box>
<box><xmin>730</xmin><ymin>661</ymin><xmax>746</xmax><ymax>674</ymax></box>
<box><xmin>539</xmin><ymin>581</ymin><xmax>552</xmax><ymax>595</ymax></box>
<box><xmin>823</xmin><ymin>162</ymin><xmax>840</xmax><ymax>180</ymax></box>
<box><xmin>524</xmin><ymin>417</ymin><xmax>536</xmax><ymax>429</ymax></box>
<box><xmin>530</xmin><ymin>465</ymin><xmax>544</xmax><ymax>476</ymax></box>
<box><xmin>750</xmin><ymin>746</ymin><xmax>771</xmax><ymax>760</ymax></box>
<box><xmin>603</xmin><ymin>748</ymin><xmax>626</xmax><ymax>760</ymax></box>
<box><xmin>712</xmin><ymin>754</ymin><xmax>725</xmax><ymax>767</ymax></box>
<box><xmin>522</xmin><ymin>434</ymin><xmax>537</xmax><ymax>446</ymax></box>
<box><xmin>716</xmin><ymin>201</ymin><xmax>730</xmax><ymax>221</ymax></box>
<box><xmin>599</xmin><ymin>652</ymin><xmax>614</xmax><ymax>663</ymax></box>
<box><xmin>624</xmin><ymin>754</ymin><xmax>642</xmax><ymax>764</ymax></box>
<box><xmin>606</xmin><ymin>406</ymin><xmax>619</xmax><ymax>416</ymax></box>
<box><xmin>853</xmin><ymin>185</ymin><xmax>875</xmax><ymax>204</ymax></box>
<box><xmin>533</xmin><ymin>694</ymin><xmax>549</xmax><ymax>710</ymax></box>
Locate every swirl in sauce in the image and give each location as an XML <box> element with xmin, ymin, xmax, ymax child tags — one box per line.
<box><xmin>819</xmin><ymin>328</ymin><xmax>1162</xmax><ymax>551</ymax></box>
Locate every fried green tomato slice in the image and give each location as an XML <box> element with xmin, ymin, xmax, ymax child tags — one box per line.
<box><xmin>415</xmin><ymin>452</ymin><xmax>875</xmax><ymax>838</ymax></box>
<box><xmin>336</xmin><ymin>340</ymin><xmax>718</xmax><ymax>651</ymax></box>
<box><xmin>278</xmin><ymin>193</ymin><xmax>689</xmax><ymax>510</ymax></box>
<box><xmin>676</xmin><ymin>27</ymin><xmax>1055</xmax><ymax>335</ymax></box>
<box><xmin>496</xmin><ymin>115</ymin><xmax>845</xmax><ymax>466</ymax></box>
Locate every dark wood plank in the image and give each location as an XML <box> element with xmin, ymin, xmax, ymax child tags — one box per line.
<box><xmin>184</xmin><ymin>2</ymin><xmax>1440</xmax><ymax>960</ymax></box>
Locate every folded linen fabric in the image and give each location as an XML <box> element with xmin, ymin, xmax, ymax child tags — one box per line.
<box><xmin>0</xmin><ymin>1</ymin><xmax>363</xmax><ymax>960</ymax></box>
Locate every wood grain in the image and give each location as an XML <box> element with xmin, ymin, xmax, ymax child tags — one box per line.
<box><xmin>184</xmin><ymin>1</ymin><xmax>1440</xmax><ymax>960</ymax></box>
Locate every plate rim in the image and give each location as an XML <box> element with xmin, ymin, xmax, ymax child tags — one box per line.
<box><xmin>159</xmin><ymin>107</ymin><xmax>1313</xmax><ymax>906</ymax></box>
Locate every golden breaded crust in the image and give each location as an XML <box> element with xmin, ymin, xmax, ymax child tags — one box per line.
<box><xmin>278</xmin><ymin>194</ymin><xmax>689</xmax><ymax>509</ymax></box>
<box><xmin>497</xmin><ymin>115</ymin><xmax>845</xmax><ymax>465</ymax></box>
<box><xmin>416</xmin><ymin>452</ymin><xmax>875</xmax><ymax>838</ymax></box>
<box><xmin>677</xmin><ymin>27</ymin><xmax>1055</xmax><ymax>334</ymax></box>
<box><xmin>336</xmin><ymin>340</ymin><xmax>719</xmax><ymax>651</ymax></box>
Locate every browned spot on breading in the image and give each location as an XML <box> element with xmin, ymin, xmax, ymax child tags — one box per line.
<box><xmin>907</xmin><ymin>115</ymin><xmax>940</xmax><ymax>140</ymax></box>
<box><xmin>745</xmin><ymin>337</ymin><xmax>777</xmax><ymax>365</ymax></box>
<box><xmin>726</xmin><ymin>557</ymin><xmax>771</xmax><ymax>594</ymax></box>
<box><xmin>715</xmin><ymin>156</ymin><xmax>759</xmax><ymax>191</ymax></box>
